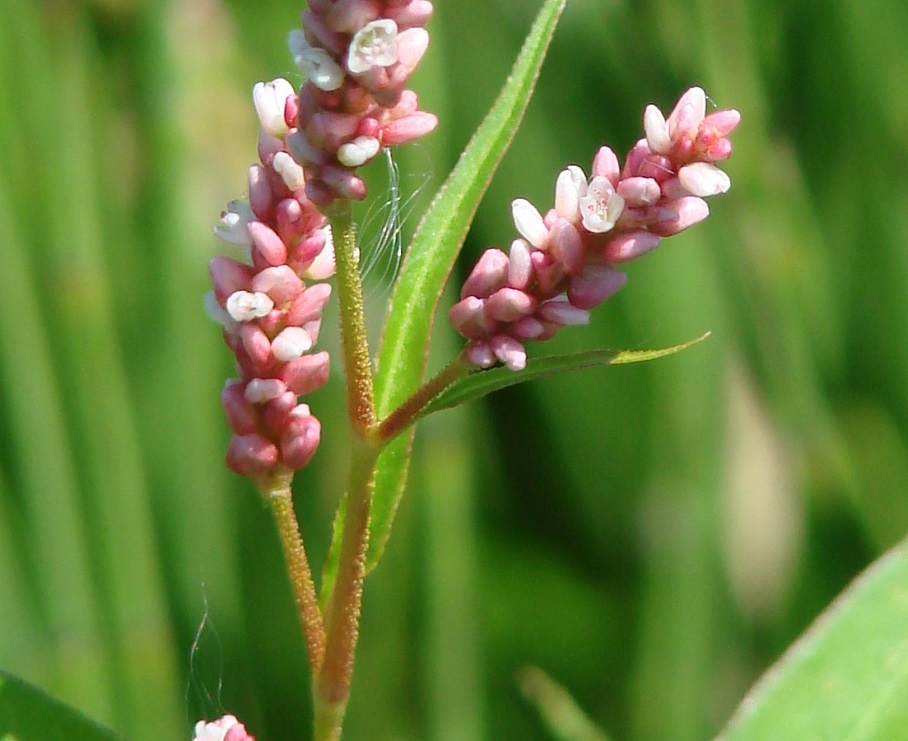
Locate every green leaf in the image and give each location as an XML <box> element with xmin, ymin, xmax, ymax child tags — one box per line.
<box><xmin>364</xmin><ymin>0</ymin><xmax>569</xmax><ymax>573</ymax></box>
<box><xmin>718</xmin><ymin>537</ymin><xmax>908</xmax><ymax>741</ymax></box>
<box><xmin>0</xmin><ymin>671</ymin><xmax>121</xmax><ymax>741</ymax></box>
<box><xmin>419</xmin><ymin>334</ymin><xmax>711</xmax><ymax>420</ymax></box>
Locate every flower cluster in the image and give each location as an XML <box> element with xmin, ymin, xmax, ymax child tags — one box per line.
<box><xmin>285</xmin><ymin>0</ymin><xmax>437</xmax><ymax>205</ymax></box>
<box><xmin>193</xmin><ymin>714</ymin><xmax>255</xmax><ymax>741</ymax></box>
<box><xmin>449</xmin><ymin>87</ymin><xmax>740</xmax><ymax>371</ymax></box>
<box><xmin>206</xmin><ymin>79</ymin><xmax>335</xmax><ymax>481</ymax></box>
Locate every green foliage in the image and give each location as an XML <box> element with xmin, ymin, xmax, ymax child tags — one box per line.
<box><xmin>3</xmin><ymin>0</ymin><xmax>908</xmax><ymax>739</ymax></box>
<box><xmin>0</xmin><ymin>671</ymin><xmax>120</xmax><ymax>741</ymax></box>
<box><xmin>721</xmin><ymin>537</ymin><xmax>908</xmax><ymax>740</ymax></box>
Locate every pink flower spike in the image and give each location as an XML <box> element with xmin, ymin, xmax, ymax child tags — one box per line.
<box><xmin>678</xmin><ymin>162</ymin><xmax>731</xmax><ymax>196</ymax></box>
<box><xmin>490</xmin><ymin>335</ymin><xmax>527</xmax><ymax>371</ymax></box>
<box><xmin>512</xmin><ymin>199</ymin><xmax>548</xmax><ymax>249</ymax></box>
<box><xmin>602</xmin><ymin>230</ymin><xmax>662</xmax><ymax>263</ymax></box>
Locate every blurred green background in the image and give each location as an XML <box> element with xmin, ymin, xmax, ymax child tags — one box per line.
<box><xmin>2</xmin><ymin>0</ymin><xmax>908</xmax><ymax>739</ymax></box>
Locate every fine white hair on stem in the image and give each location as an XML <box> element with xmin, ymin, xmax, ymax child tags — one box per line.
<box><xmin>185</xmin><ymin>591</ymin><xmax>226</xmax><ymax>722</ymax></box>
<box><xmin>358</xmin><ymin>146</ymin><xmax>433</xmax><ymax>294</ymax></box>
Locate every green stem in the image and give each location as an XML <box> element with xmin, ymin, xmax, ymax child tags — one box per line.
<box><xmin>328</xmin><ymin>202</ymin><xmax>376</xmax><ymax>434</ymax></box>
<box><xmin>313</xmin><ymin>442</ymin><xmax>380</xmax><ymax>740</ymax></box>
<box><xmin>377</xmin><ymin>351</ymin><xmax>474</xmax><ymax>441</ymax></box>
<box><xmin>258</xmin><ymin>470</ymin><xmax>325</xmax><ymax>676</ymax></box>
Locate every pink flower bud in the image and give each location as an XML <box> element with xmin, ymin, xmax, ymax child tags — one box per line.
<box><xmin>591</xmin><ymin>146</ymin><xmax>620</xmax><ymax>185</ymax></box>
<box><xmin>248</xmin><ymin>167</ymin><xmax>273</xmax><ymax>223</ymax></box>
<box><xmin>281</xmin><ymin>409</ymin><xmax>322</xmax><ymax>469</ymax></box>
<box><xmin>678</xmin><ymin>162</ymin><xmax>731</xmax><ymax>196</ymax></box>
<box><xmin>221</xmin><ymin>380</ymin><xmax>258</xmax><ymax>435</ymax></box>
<box><xmin>490</xmin><ymin>335</ymin><xmax>527</xmax><ymax>371</ymax></box>
<box><xmin>567</xmin><ymin>263</ymin><xmax>627</xmax><ymax>309</ymax></box>
<box><xmin>280</xmin><ymin>351</ymin><xmax>330</xmax><ymax>395</ymax></box>
<box><xmin>380</xmin><ymin>111</ymin><xmax>438</xmax><ymax>146</ymax></box>
<box><xmin>251</xmin><ymin>266</ymin><xmax>305</xmax><ymax>304</ymax></box>
<box><xmin>226</xmin><ymin>434</ymin><xmax>279</xmax><ymax>478</ymax></box>
<box><xmin>647</xmin><ymin>196</ymin><xmax>710</xmax><ymax>236</ymax></box>
<box><xmin>617</xmin><ymin>176</ymin><xmax>661</xmax><ymax>206</ymax></box>
<box><xmin>248</xmin><ymin>222</ymin><xmax>288</xmax><ymax>267</ymax></box>
<box><xmin>602</xmin><ymin>230</ymin><xmax>662</xmax><ymax>263</ymax></box>
<box><xmin>485</xmin><ymin>287</ymin><xmax>537</xmax><ymax>322</ymax></box>
<box><xmin>538</xmin><ymin>298</ymin><xmax>590</xmax><ymax>326</ymax></box>
<box><xmin>245</xmin><ymin>377</ymin><xmax>288</xmax><ymax>403</ymax></box>
<box><xmin>507</xmin><ymin>239</ymin><xmax>533</xmax><ymax>291</ymax></box>
<box><xmin>209</xmin><ymin>257</ymin><xmax>253</xmax><ymax>302</ymax></box>
<box><xmin>548</xmin><ymin>218</ymin><xmax>585</xmax><ymax>275</ymax></box>
<box><xmin>461</xmin><ymin>248</ymin><xmax>509</xmax><ymax>299</ymax></box>
<box><xmin>449</xmin><ymin>296</ymin><xmax>496</xmax><ymax>339</ymax></box>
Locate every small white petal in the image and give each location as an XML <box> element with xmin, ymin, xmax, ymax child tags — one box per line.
<box><xmin>554</xmin><ymin>168</ymin><xmax>583</xmax><ymax>221</ymax></box>
<box><xmin>225</xmin><ymin>290</ymin><xmax>274</xmax><ymax>322</ymax></box>
<box><xmin>336</xmin><ymin>136</ymin><xmax>381</xmax><ymax>167</ymax></box>
<box><xmin>272</xmin><ymin>151</ymin><xmax>305</xmax><ymax>191</ymax></box>
<box><xmin>347</xmin><ymin>19</ymin><xmax>399</xmax><ymax>75</ymax></box>
<box><xmin>644</xmin><ymin>104</ymin><xmax>671</xmax><ymax>154</ymax></box>
<box><xmin>244</xmin><ymin>378</ymin><xmax>286</xmax><ymax>403</ymax></box>
<box><xmin>303</xmin><ymin>227</ymin><xmax>336</xmax><ymax>280</ymax></box>
<box><xmin>678</xmin><ymin>162</ymin><xmax>731</xmax><ymax>196</ymax></box>
<box><xmin>203</xmin><ymin>291</ymin><xmax>234</xmax><ymax>328</ymax></box>
<box><xmin>289</xmin><ymin>31</ymin><xmax>344</xmax><ymax>91</ymax></box>
<box><xmin>271</xmin><ymin>326</ymin><xmax>313</xmax><ymax>361</ymax></box>
<box><xmin>214</xmin><ymin>200</ymin><xmax>255</xmax><ymax>245</ymax></box>
<box><xmin>579</xmin><ymin>177</ymin><xmax>625</xmax><ymax>233</ymax></box>
<box><xmin>511</xmin><ymin>198</ymin><xmax>548</xmax><ymax>249</ymax></box>
<box><xmin>253</xmin><ymin>78</ymin><xmax>294</xmax><ymax>139</ymax></box>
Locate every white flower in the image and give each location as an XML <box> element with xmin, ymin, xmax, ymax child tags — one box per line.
<box><xmin>193</xmin><ymin>714</ymin><xmax>241</xmax><ymax>741</ymax></box>
<box><xmin>578</xmin><ymin>177</ymin><xmax>624</xmax><ymax>233</ymax></box>
<box><xmin>288</xmin><ymin>30</ymin><xmax>344</xmax><ymax>91</ymax></box>
<box><xmin>346</xmin><ymin>19</ymin><xmax>399</xmax><ymax>75</ymax></box>
<box><xmin>252</xmin><ymin>78</ymin><xmax>294</xmax><ymax>139</ymax></box>
<box><xmin>225</xmin><ymin>290</ymin><xmax>274</xmax><ymax>322</ymax></box>
<box><xmin>214</xmin><ymin>200</ymin><xmax>255</xmax><ymax>245</ymax></box>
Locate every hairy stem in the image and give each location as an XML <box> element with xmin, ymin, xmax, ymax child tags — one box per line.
<box><xmin>328</xmin><ymin>202</ymin><xmax>376</xmax><ymax>434</ymax></box>
<box><xmin>259</xmin><ymin>471</ymin><xmax>325</xmax><ymax>675</ymax></box>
